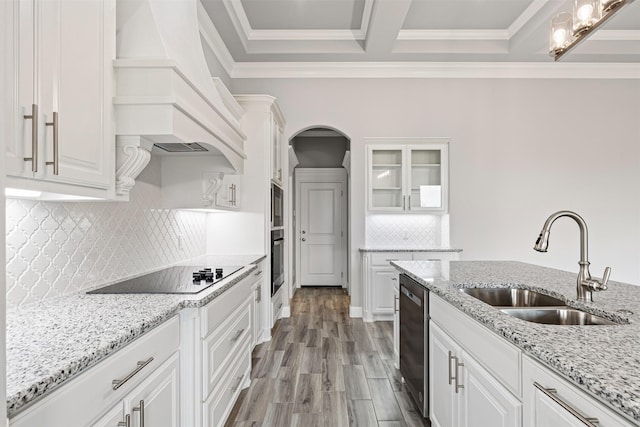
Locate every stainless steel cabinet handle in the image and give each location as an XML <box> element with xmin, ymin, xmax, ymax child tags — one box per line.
<box><xmin>231</xmin><ymin>374</ymin><xmax>245</xmax><ymax>392</ymax></box>
<box><xmin>394</xmin><ymin>296</ymin><xmax>399</xmax><ymax>313</ymax></box>
<box><xmin>448</xmin><ymin>351</ymin><xmax>455</xmax><ymax>385</ymax></box>
<box><xmin>132</xmin><ymin>400</ymin><xmax>145</xmax><ymax>427</ymax></box>
<box><xmin>533</xmin><ymin>382</ymin><xmax>600</xmax><ymax>426</ymax></box>
<box><xmin>112</xmin><ymin>357</ymin><xmax>154</xmax><ymax>390</ymax></box>
<box><xmin>23</xmin><ymin>104</ymin><xmax>38</xmax><ymax>172</ymax></box>
<box><xmin>278</xmin><ymin>303</ymin><xmax>283</xmax><ymax>310</ymax></box>
<box><xmin>408</xmin><ymin>195</ymin><xmax>412</xmax><ymax>210</ymax></box>
<box><xmin>45</xmin><ymin>111</ymin><xmax>59</xmax><ymax>175</ymax></box>
<box><xmin>454</xmin><ymin>357</ymin><xmax>464</xmax><ymax>393</ymax></box>
<box><xmin>230</xmin><ymin>328</ymin><xmax>245</xmax><ymax>342</ymax></box>
<box><xmin>403</xmin><ymin>195</ymin><xmax>406</xmax><ymax>210</ymax></box>
<box><xmin>117</xmin><ymin>414</ymin><xmax>130</xmax><ymax>427</ymax></box>
<box><xmin>254</xmin><ymin>270</ymin><xmax>263</xmax><ymax>276</ymax></box>
<box><xmin>256</xmin><ymin>285</ymin><xmax>262</xmax><ymax>303</ymax></box>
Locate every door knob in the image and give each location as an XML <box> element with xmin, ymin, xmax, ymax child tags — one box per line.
<box><xmin>302</xmin><ymin>238</ymin><xmax>306</xmax><ymax>241</ymax></box>
<box><xmin>302</xmin><ymin>230</ymin><xmax>306</xmax><ymax>234</ymax></box>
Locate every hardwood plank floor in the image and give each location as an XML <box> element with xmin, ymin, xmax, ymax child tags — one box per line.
<box><xmin>226</xmin><ymin>287</ymin><xmax>430</xmax><ymax>427</ymax></box>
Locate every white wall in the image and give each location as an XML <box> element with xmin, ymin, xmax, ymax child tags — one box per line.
<box><xmin>231</xmin><ymin>77</ymin><xmax>640</xmax><ymax>308</ymax></box>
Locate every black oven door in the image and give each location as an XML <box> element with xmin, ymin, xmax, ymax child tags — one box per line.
<box><xmin>271</xmin><ymin>229</ymin><xmax>284</xmax><ymax>296</ymax></box>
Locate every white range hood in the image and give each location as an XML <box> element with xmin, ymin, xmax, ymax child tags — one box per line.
<box><xmin>113</xmin><ymin>0</ymin><xmax>245</xmax><ymax>198</ymax></box>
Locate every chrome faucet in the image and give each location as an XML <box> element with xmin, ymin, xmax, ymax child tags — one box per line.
<box><xmin>534</xmin><ymin>210</ymin><xmax>611</xmax><ymax>302</ymax></box>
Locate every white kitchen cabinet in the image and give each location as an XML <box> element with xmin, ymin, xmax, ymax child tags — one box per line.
<box><xmin>392</xmin><ymin>278</ymin><xmax>400</xmax><ymax>368</ymax></box>
<box><xmin>271</xmin><ymin>115</ymin><xmax>285</xmax><ymax>185</ymax></box>
<box><xmin>523</xmin><ymin>355</ymin><xmax>633</xmax><ymax>427</ymax></box>
<box><xmin>214</xmin><ymin>174</ymin><xmax>242</xmax><ymax>210</ymax></box>
<box><xmin>362</xmin><ymin>251</ymin><xmax>459</xmax><ymax>322</ymax></box>
<box><xmin>10</xmin><ymin>317</ymin><xmax>180</xmax><ymax>427</ymax></box>
<box><xmin>366</xmin><ymin>139</ymin><xmax>449</xmax><ymax>213</ymax></box>
<box><xmin>429</xmin><ymin>294</ymin><xmax>522</xmax><ymax>427</ymax></box>
<box><xmin>5</xmin><ymin>0</ymin><xmax>115</xmax><ymax>198</ymax></box>
<box><xmin>98</xmin><ymin>352</ymin><xmax>180</xmax><ymax>427</ymax></box>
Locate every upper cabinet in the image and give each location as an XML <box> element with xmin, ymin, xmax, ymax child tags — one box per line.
<box><xmin>4</xmin><ymin>0</ymin><xmax>115</xmax><ymax>198</ymax></box>
<box><xmin>270</xmin><ymin>109</ymin><xmax>285</xmax><ymax>186</ymax></box>
<box><xmin>366</xmin><ymin>138</ymin><xmax>449</xmax><ymax>213</ymax></box>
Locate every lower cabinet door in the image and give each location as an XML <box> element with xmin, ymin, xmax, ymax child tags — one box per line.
<box><xmin>370</xmin><ymin>267</ymin><xmax>396</xmax><ymax>319</ymax></box>
<box><xmin>92</xmin><ymin>403</ymin><xmax>125</xmax><ymax>427</ymax></box>
<box><xmin>124</xmin><ymin>352</ymin><xmax>180</xmax><ymax>427</ymax></box>
<box><xmin>429</xmin><ymin>323</ymin><xmax>461</xmax><ymax>427</ymax></box>
<box><xmin>459</xmin><ymin>351</ymin><xmax>522</xmax><ymax>427</ymax></box>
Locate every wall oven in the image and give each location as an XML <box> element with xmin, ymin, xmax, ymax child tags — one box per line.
<box><xmin>271</xmin><ymin>229</ymin><xmax>284</xmax><ymax>296</ymax></box>
<box><xmin>271</xmin><ymin>183</ymin><xmax>283</xmax><ymax>229</ymax></box>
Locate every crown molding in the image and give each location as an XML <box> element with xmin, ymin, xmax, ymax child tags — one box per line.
<box><xmin>198</xmin><ymin>1</ymin><xmax>236</xmax><ymax>76</ymax></box>
<box><xmin>230</xmin><ymin>61</ymin><xmax>640</xmax><ymax>79</ymax></box>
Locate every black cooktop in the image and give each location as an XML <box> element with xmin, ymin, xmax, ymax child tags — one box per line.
<box><xmin>87</xmin><ymin>266</ymin><xmax>244</xmax><ymax>294</ymax></box>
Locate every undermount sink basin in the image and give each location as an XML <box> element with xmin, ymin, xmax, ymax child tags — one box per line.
<box><xmin>460</xmin><ymin>287</ymin><xmax>565</xmax><ymax>307</ymax></box>
<box><xmin>500</xmin><ymin>308</ymin><xmax>618</xmax><ymax>326</ymax></box>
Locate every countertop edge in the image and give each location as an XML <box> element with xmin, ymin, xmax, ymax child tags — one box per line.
<box><xmin>359</xmin><ymin>247</ymin><xmax>463</xmax><ymax>253</ymax></box>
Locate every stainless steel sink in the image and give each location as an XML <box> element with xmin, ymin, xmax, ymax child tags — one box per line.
<box><xmin>460</xmin><ymin>287</ymin><xmax>565</xmax><ymax>307</ymax></box>
<box><xmin>500</xmin><ymin>308</ymin><xmax>617</xmax><ymax>326</ymax></box>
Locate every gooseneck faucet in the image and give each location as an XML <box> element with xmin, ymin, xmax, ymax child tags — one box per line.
<box><xmin>533</xmin><ymin>210</ymin><xmax>611</xmax><ymax>302</ymax></box>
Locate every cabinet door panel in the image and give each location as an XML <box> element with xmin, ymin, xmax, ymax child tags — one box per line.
<box><xmin>40</xmin><ymin>0</ymin><xmax>111</xmax><ymax>187</ymax></box>
<box><xmin>124</xmin><ymin>352</ymin><xmax>180</xmax><ymax>427</ymax></box>
<box><xmin>92</xmin><ymin>403</ymin><xmax>125</xmax><ymax>427</ymax></box>
<box><xmin>371</xmin><ymin>267</ymin><xmax>396</xmax><ymax>315</ymax></box>
<box><xmin>429</xmin><ymin>323</ymin><xmax>460</xmax><ymax>427</ymax></box>
<box><xmin>460</xmin><ymin>352</ymin><xmax>521</xmax><ymax>427</ymax></box>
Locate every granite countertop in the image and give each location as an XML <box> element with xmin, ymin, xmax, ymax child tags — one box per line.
<box><xmin>391</xmin><ymin>260</ymin><xmax>640</xmax><ymax>425</ymax></box>
<box><xmin>359</xmin><ymin>247</ymin><xmax>462</xmax><ymax>252</ymax></box>
<box><xmin>6</xmin><ymin>254</ymin><xmax>266</xmax><ymax>417</ymax></box>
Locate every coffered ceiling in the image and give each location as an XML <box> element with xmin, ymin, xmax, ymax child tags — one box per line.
<box><xmin>200</xmin><ymin>0</ymin><xmax>640</xmax><ymax>67</ymax></box>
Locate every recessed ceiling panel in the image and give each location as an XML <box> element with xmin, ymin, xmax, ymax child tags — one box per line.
<box><xmin>240</xmin><ymin>0</ymin><xmax>366</xmax><ymax>30</ymax></box>
<box><xmin>402</xmin><ymin>0</ymin><xmax>535</xmax><ymax>30</ymax></box>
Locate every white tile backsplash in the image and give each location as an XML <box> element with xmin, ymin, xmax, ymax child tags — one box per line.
<box><xmin>366</xmin><ymin>214</ymin><xmax>446</xmax><ymax>247</ymax></box>
<box><xmin>5</xmin><ymin>160</ymin><xmax>207</xmax><ymax>309</ymax></box>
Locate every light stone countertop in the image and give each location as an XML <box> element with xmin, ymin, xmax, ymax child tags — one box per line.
<box><xmin>391</xmin><ymin>260</ymin><xmax>640</xmax><ymax>425</ymax></box>
<box><xmin>6</xmin><ymin>254</ymin><xmax>266</xmax><ymax>417</ymax></box>
<box><xmin>358</xmin><ymin>247</ymin><xmax>463</xmax><ymax>252</ymax></box>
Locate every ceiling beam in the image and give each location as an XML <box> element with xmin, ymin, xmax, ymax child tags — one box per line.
<box><xmin>364</xmin><ymin>0</ymin><xmax>413</xmax><ymax>54</ymax></box>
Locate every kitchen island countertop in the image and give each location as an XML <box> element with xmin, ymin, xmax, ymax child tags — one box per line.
<box><xmin>6</xmin><ymin>254</ymin><xmax>266</xmax><ymax>417</ymax></box>
<box><xmin>391</xmin><ymin>260</ymin><xmax>640</xmax><ymax>425</ymax></box>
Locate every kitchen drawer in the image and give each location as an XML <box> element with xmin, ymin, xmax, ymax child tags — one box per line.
<box><xmin>370</xmin><ymin>252</ymin><xmax>412</xmax><ymax>266</ymax></box>
<box><xmin>203</xmin><ymin>336</ymin><xmax>252</xmax><ymax>427</ymax></box>
<box><xmin>430</xmin><ymin>294</ymin><xmax>522</xmax><ymax>397</ymax></box>
<box><xmin>523</xmin><ymin>355</ymin><xmax>633</xmax><ymax>427</ymax></box>
<box><xmin>10</xmin><ymin>316</ymin><xmax>180</xmax><ymax>427</ymax></box>
<box><xmin>203</xmin><ymin>297</ymin><xmax>252</xmax><ymax>398</ymax></box>
<box><xmin>201</xmin><ymin>268</ymin><xmax>253</xmax><ymax>338</ymax></box>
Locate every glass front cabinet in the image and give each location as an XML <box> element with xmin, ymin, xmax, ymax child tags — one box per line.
<box><xmin>366</xmin><ymin>138</ymin><xmax>449</xmax><ymax>213</ymax></box>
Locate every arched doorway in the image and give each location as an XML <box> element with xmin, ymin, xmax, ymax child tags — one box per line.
<box><xmin>288</xmin><ymin>127</ymin><xmax>351</xmax><ymax>293</ymax></box>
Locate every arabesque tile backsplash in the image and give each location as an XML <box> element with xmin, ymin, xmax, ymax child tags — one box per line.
<box><xmin>365</xmin><ymin>214</ymin><xmax>448</xmax><ymax>248</ymax></box>
<box><xmin>5</xmin><ymin>162</ymin><xmax>207</xmax><ymax>309</ymax></box>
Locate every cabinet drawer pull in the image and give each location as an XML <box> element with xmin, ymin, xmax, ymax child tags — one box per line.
<box><xmin>111</xmin><ymin>357</ymin><xmax>154</xmax><ymax>390</ymax></box>
<box><xmin>45</xmin><ymin>111</ymin><xmax>59</xmax><ymax>175</ymax></box>
<box><xmin>255</xmin><ymin>270</ymin><xmax>263</xmax><ymax>276</ymax></box>
<box><xmin>448</xmin><ymin>351</ymin><xmax>455</xmax><ymax>385</ymax></box>
<box><xmin>385</xmin><ymin>259</ymin><xmax>399</xmax><ymax>262</ymax></box>
<box><xmin>132</xmin><ymin>400</ymin><xmax>145</xmax><ymax>427</ymax></box>
<box><xmin>533</xmin><ymin>382</ymin><xmax>600</xmax><ymax>426</ymax></box>
<box><xmin>117</xmin><ymin>414</ymin><xmax>130</xmax><ymax>427</ymax></box>
<box><xmin>394</xmin><ymin>296</ymin><xmax>399</xmax><ymax>313</ymax></box>
<box><xmin>278</xmin><ymin>303</ymin><xmax>283</xmax><ymax>310</ymax></box>
<box><xmin>231</xmin><ymin>328</ymin><xmax>245</xmax><ymax>342</ymax></box>
<box><xmin>231</xmin><ymin>374</ymin><xmax>245</xmax><ymax>392</ymax></box>
<box><xmin>454</xmin><ymin>357</ymin><xmax>464</xmax><ymax>393</ymax></box>
<box><xmin>23</xmin><ymin>104</ymin><xmax>38</xmax><ymax>172</ymax></box>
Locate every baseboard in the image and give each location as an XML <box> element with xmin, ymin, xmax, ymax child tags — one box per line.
<box><xmin>349</xmin><ymin>306</ymin><xmax>363</xmax><ymax>318</ymax></box>
<box><xmin>282</xmin><ymin>305</ymin><xmax>291</xmax><ymax>318</ymax></box>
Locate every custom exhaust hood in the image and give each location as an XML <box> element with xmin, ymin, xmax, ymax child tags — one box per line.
<box><xmin>113</xmin><ymin>0</ymin><xmax>245</xmax><ymax>198</ymax></box>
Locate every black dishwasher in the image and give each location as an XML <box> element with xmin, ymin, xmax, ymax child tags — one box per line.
<box><xmin>399</xmin><ymin>273</ymin><xmax>429</xmax><ymax>418</ymax></box>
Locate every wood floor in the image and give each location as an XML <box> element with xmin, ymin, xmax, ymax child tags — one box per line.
<box><xmin>225</xmin><ymin>287</ymin><xmax>430</xmax><ymax>427</ymax></box>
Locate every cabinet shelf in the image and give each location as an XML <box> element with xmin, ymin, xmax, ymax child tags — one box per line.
<box><xmin>373</xmin><ymin>187</ymin><xmax>402</xmax><ymax>191</ymax></box>
<box><xmin>372</xmin><ymin>164</ymin><xmax>402</xmax><ymax>168</ymax></box>
<box><xmin>412</xmin><ymin>164</ymin><xmax>441</xmax><ymax>167</ymax></box>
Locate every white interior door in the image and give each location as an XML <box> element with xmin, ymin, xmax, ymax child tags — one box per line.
<box><xmin>299</xmin><ymin>181</ymin><xmax>343</xmax><ymax>286</ymax></box>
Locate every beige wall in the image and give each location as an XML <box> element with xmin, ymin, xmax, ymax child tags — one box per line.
<box><xmin>231</xmin><ymin>77</ymin><xmax>640</xmax><ymax>308</ymax></box>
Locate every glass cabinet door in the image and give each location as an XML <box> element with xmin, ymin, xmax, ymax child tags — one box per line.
<box><xmin>408</xmin><ymin>147</ymin><xmax>444</xmax><ymax>211</ymax></box>
<box><xmin>369</xmin><ymin>148</ymin><xmax>404</xmax><ymax>210</ymax></box>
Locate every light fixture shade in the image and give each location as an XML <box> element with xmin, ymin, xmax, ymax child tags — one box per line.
<box><xmin>573</xmin><ymin>0</ymin><xmax>601</xmax><ymax>35</ymax></box>
<box><xmin>549</xmin><ymin>12</ymin><xmax>573</xmax><ymax>54</ymax></box>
